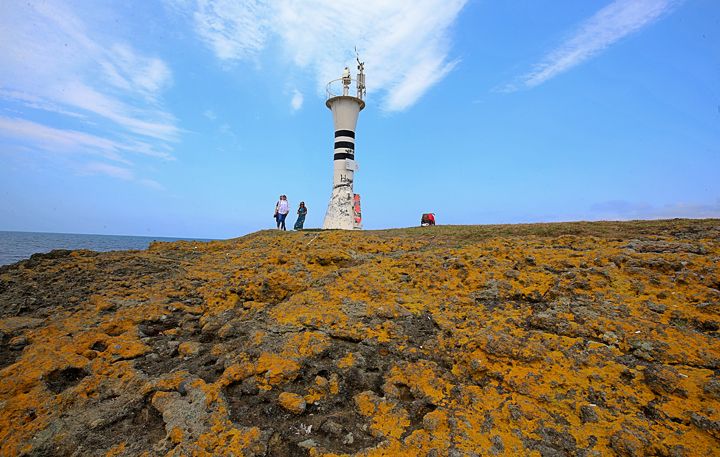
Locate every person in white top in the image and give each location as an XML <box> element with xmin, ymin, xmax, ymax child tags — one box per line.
<box><xmin>274</xmin><ymin>195</ymin><xmax>290</xmax><ymax>230</ymax></box>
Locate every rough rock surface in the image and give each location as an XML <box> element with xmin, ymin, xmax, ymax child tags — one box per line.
<box><xmin>1</xmin><ymin>219</ymin><xmax>719</xmax><ymax>456</ymax></box>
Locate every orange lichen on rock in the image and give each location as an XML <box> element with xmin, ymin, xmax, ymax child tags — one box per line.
<box><xmin>177</xmin><ymin>341</ymin><xmax>201</xmax><ymax>357</ymax></box>
<box><xmin>337</xmin><ymin>352</ymin><xmax>355</xmax><ymax>369</ymax></box>
<box><xmin>304</xmin><ymin>375</ymin><xmax>329</xmax><ymax>404</ymax></box>
<box><xmin>384</xmin><ymin>360</ymin><xmax>451</xmax><ymax>406</ymax></box>
<box><xmin>255</xmin><ymin>352</ymin><xmax>301</xmax><ymax>388</ymax></box>
<box><xmin>169</xmin><ymin>426</ymin><xmax>184</xmax><ymax>444</ymax></box>
<box><xmin>281</xmin><ymin>331</ymin><xmax>331</xmax><ymax>359</ymax></box>
<box><xmin>278</xmin><ymin>391</ymin><xmax>307</xmax><ymax>414</ymax></box>
<box><xmin>1</xmin><ymin>219</ymin><xmax>719</xmax><ymax>456</ymax></box>
<box><xmin>354</xmin><ymin>391</ymin><xmax>410</xmax><ymax>439</ymax></box>
<box><xmin>104</xmin><ymin>442</ymin><xmax>127</xmax><ymax>457</ymax></box>
<box><xmin>270</xmin><ymin>289</ymin><xmax>350</xmax><ymax>330</ymax></box>
<box><xmin>192</xmin><ymin>425</ymin><xmax>265</xmax><ymax>456</ymax></box>
<box><xmin>218</xmin><ymin>359</ymin><xmax>255</xmax><ymax>386</ymax></box>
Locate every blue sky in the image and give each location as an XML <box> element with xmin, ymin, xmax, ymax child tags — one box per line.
<box><xmin>1</xmin><ymin>0</ymin><xmax>718</xmax><ymax>238</ymax></box>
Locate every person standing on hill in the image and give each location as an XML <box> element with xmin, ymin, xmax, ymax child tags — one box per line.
<box><xmin>274</xmin><ymin>195</ymin><xmax>280</xmax><ymax>227</ymax></box>
<box><xmin>275</xmin><ymin>195</ymin><xmax>290</xmax><ymax>230</ymax></box>
<box><xmin>294</xmin><ymin>202</ymin><xmax>307</xmax><ymax>230</ymax></box>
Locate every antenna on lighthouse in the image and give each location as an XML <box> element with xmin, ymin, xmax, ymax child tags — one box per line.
<box><xmin>355</xmin><ymin>47</ymin><xmax>366</xmax><ymax>100</ymax></box>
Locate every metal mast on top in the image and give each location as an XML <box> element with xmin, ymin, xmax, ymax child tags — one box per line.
<box><xmin>356</xmin><ymin>52</ymin><xmax>365</xmax><ymax>100</ymax></box>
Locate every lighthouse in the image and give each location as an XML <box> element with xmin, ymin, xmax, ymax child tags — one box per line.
<box><xmin>322</xmin><ymin>58</ymin><xmax>366</xmax><ymax>230</ymax></box>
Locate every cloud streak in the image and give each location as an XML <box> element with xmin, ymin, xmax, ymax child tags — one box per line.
<box><xmin>0</xmin><ymin>1</ymin><xmax>178</xmax><ymax>188</ymax></box>
<box><xmin>81</xmin><ymin>162</ymin><xmax>135</xmax><ymax>181</ymax></box>
<box><xmin>290</xmin><ymin>89</ymin><xmax>304</xmax><ymax>111</ymax></box>
<box><xmin>0</xmin><ymin>115</ymin><xmax>173</xmax><ymax>162</ymax></box>
<box><xmin>169</xmin><ymin>0</ymin><xmax>467</xmax><ymax>111</ymax></box>
<box><xmin>0</xmin><ymin>116</ymin><xmax>172</xmax><ymax>189</ymax></box>
<box><xmin>505</xmin><ymin>0</ymin><xmax>681</xmax><ymax>91</ymax></box>
<box><xmin>1</xmin><ymin>3</ymin><xmax>179</xmax><ymax>140</ymax></box>
<box><xmin>191</xmin><ymin>0</ymin><xmax>271</xmax><ymax>61</ymax></box>
<box><xmin>0</xmin><ymin>116</ymin><xmax>130</xmax><ymax>163</ymax></box>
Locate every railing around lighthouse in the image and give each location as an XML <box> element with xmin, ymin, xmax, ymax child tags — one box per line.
<box><xmin>326</xmin><ymin>77</ymin><xmax>365</xmax><ymax>101</ymax></box>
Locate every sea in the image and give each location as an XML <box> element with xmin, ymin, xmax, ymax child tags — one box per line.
<box><xmin>0</xmin><ymin>231</ymin><xmax>213</xmax><ymax>267</ymax></box>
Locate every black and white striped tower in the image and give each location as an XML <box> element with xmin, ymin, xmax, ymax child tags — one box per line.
<box><xmin>323</xmin><ymin>60</ymin><xmax>366</xmax><ymax>230</ymax></box>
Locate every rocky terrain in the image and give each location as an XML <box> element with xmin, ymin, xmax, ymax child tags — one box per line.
<box><xmin>1</xmin><ymin>219</ymin><xmax>719</xmax><ymax>456</ymax></box>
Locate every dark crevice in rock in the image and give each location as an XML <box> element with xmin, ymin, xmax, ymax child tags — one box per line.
<box><xmin>44</xmin><ymin>367</ymin><xmax>89</xmax><ymax>394</ymax></box>
<box><xmin>138</xmin><ymin>317</ymin><xmax>179</xmax><ymax>338</ymax></box>
<box><xmin>90</xmin><ymin>341</ymin><xmax>108</xmax><ymax>352</ymax></box>
<box><xmin>0</xmin><ymin>332</ymin><xmax>25</xmax><ymax>370</ymax></box>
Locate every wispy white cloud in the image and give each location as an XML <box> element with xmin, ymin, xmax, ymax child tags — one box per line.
<box><xmin>0</xmin><ymin>116</ymin><xmax>169</xmax><ymax>188</ymax></box>
<box><xmin>504</xmin><ymin>0</ymin><xmax>682</xmax><ymax>91</ymax></box>
<box><xmin>290</xmin><ymin>89</ymin><xmax>304</xmax><ymax>111</ymax></box>
<box><xmin>79</xmin><ymin>163</ymin><xmax>167</xmax><ymax>190</ymax></box>
<box><xmin>101</xmin><ymin>44</ymin><xmax>173</xmax><ymax>100</ymax></box>
<box><xmin>0</xmin><ymin>116</ymin><xmax>129</xmax><ymax>163</ymax></box>
<box><xmin>168</xmin><ymin>0</ymin><xmax>467</xmax><ymax>111</ymax></box>
<box><xmin>82</xmin><ymin>162</ymin><xmax>135</xmax><ymax>181</ymax></box>
<box><xmin>0</xmin><ymin>1</ymin><xmax>177</xmax><ymax>188</ymax></box>
<box><xmin>0</xmin><ymin>89</ymin><xmax>86</xmax><ymax>119</ymax></box>
<box><xmin>139</xmin><ymin>178</ymin><xmax>167</xmax><ymax>191</ymax></box>
<box><xmin>191</xmin><ymin>0</ymin><xmax>271</xmax><ymax>61</ymax></box>
<box><xmin>52</xmin><ymin>81</ymin><xmax>179</xmax><ymax>141</ymax></box>
<box><xmin>1</xmin><ymin>3</ymin><xmax>179</xmax><ymax>139</ymax></box>
<box><xmin>0</xmin><ymin>115</ymin><xmax>173</xmax><ymax>164</ymax></box>
<box><xmin>203</xmin><ymin>109</ymin><xmax>218</xmax><ymax>121</ymax></box>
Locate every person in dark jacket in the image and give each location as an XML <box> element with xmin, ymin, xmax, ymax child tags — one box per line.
<box><xmin>294</xmin><ymin>202</ymin><xmax>307</xmax><ymax>230</ymax></box>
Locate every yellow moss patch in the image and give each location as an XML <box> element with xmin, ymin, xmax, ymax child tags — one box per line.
<box><xmin>177</xmin><ymin>341</ymin><xmax>201</xmax><ymax>357</ymax></box>
<box><xmin>354</xmin><ymin>391</ymin><xmax>410</xmax><ymax>439</ymax></box>
<box><xmin>169</xmin><ymin>426</ymin><xmax>184</xmax><ymax>444</ymax></box>
<box><xmin>219</xmin><ymin>360</ymin><xmax>255</xmax><ymax>387</ymax></box>
<box><xmin>255</xmin><ymin>352</ymin><xmax>301</xmax><ymax>388</ymax></box>
<box><xmin>191</xmin><ymin>423</ymin><xmax>265</xmax><ymax>457</ymax></box>
<box><xmin>281</xmin><ymin>331</ymin><xmax>331</xmax><ymax>359</ymax></box>
<box><xmin>107</xmin><ymin>339</ymin><xmax>150</xmax><ymax>360</ymax></box>
<box><xmin>337</xmin><ymin>352</ymin><xmax>355</xmax><ymax>369</ymax></box>
<box><xmin>329</xmin><ymin>373</ymin><xmax>340</xmax><ymax>395</ymax></box>
<box><xmin>104</xmin><ymin>442</ymin><xmax>126</xmax><ymax>457</ymax></box>
<box><xmin>304</xmin><ymin>376</ymin><xmax>329</xmax><ymax>404</ymax></box>
<box><xmin>142</xmin><ymin>371</ymin><xmax>191</xmax><ymax>395</ymax></box>
<box><xmin>278</xmin><ymin>391</ymin><xmax>306</xmax><ymax>414</ymax></box>
<box><xmin>385</xmin><ymin>361</ymin><xmax>451</xmax><ymax>405</ymax></box>
<box><xmin>89</xmin><ymin>295</ymin><xmax>115</xmax><ymax>313</ymax></box>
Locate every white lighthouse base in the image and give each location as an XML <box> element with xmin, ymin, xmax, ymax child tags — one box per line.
<box><xmin>322</xmin><ymin>187</ymin><xmax>357</xmax><ymax>230</ymax></box>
